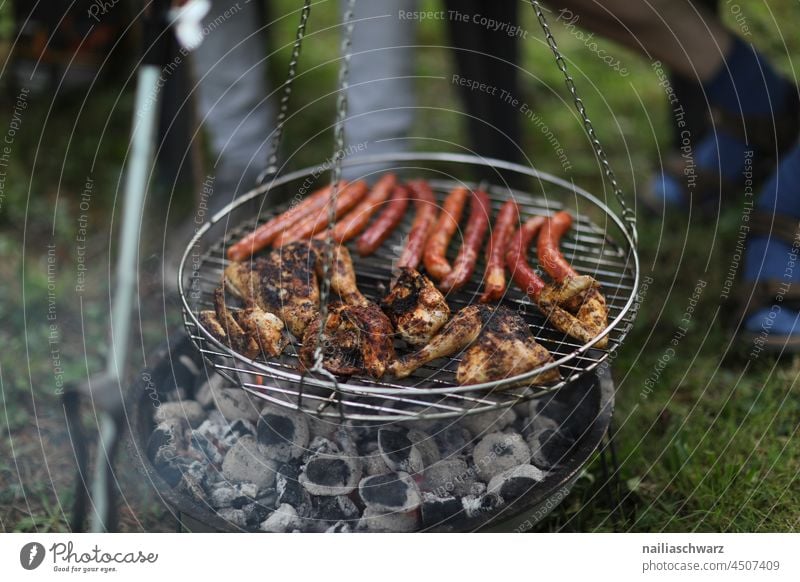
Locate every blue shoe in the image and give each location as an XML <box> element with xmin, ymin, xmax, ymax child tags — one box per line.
<box><xmin>738</xmin><ymin>211</ymin><xmax>800</xmax><ymax>353</ymax></box>
<box><xmin>641</xmin><ymin>92</ymin><xmax>800</xmax><ymax>217</ymax></box>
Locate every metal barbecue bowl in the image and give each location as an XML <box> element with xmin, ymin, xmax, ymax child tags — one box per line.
<box><xmin>178</xmin><ymin>152</ymin><xmax>639</xmax><ymax>421</ymax></box>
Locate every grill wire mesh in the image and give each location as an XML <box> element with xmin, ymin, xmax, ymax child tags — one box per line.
<box><xmin>180</xmin><ymin>155</ymin><xmax>639</xmax><ymax>422</ymax></box>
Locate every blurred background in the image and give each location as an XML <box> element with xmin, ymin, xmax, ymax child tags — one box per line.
<box><xmin>0</xmin><ymin>0</ymin><xmax>798</xmax><ymax>532</ymax></box>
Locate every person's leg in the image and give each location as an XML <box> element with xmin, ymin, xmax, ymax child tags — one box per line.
<box><xmin>740</xmin><ymin>141</ymin><xmax>800</xmax><ymax>342</ymax></box>
<box><xmin>190</xmin><ymin>0</ymin><xmax>273</xmax><ymax>212</ymax></box>
<box><xmin>549</xmin><ymin>0</ymin><xmax>797</xmax><ymax>212</ymax></box>
<box><xmin>444</xmin><ymin>0</ymin><xmax>522</xmax><ymax>165</ymax></box>
<box><xmin>342</xmin><ymin>0</ymin><xmax>417</xmax><ymax>180</ymax></box>
<box><xmin>668</xmin><ymin>0</ymin><xmax>719</xmax><ymax>150</ymax></box>
<box><xmin>551</xmin><ymin>0</ymin><xmax>731</xmax><ymax>79</ymax></box>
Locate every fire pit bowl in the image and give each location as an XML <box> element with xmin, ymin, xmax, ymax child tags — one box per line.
<box><xmin>129</xmin><ymin>332</ymin><xmax>614</xmax><ymax>532</ymax></box>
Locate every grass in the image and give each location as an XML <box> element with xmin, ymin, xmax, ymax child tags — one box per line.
<box><xmin>1</xmin><ymin>0</ymin><xmax>799</xmax><ymax>532</ymax></box>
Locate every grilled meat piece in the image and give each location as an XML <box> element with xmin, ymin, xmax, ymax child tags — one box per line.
<box><xmin>199</xmin><ymin>287</ymin><xmax>286</xmax><ymax>358</ymax></box>
<box><xmin>390</xmin><ymin>305</ymin><xmax>483</xmax><ymax>378</ymax></box>
<box><xmin>300</xmin><ymin>302</ymin><xmax>395</xmax><ymax>378</ymax></box>
<box><xmin>537</xmin><ymin>275</ymin><xmax>605</xmax><ymax>346</ymax></box>
<box><xmin>223</xmin><ymin>240</ymin><xmax>367</xmax><ymax>338</ymax></box>
<box><xmin>456</xmin><ymin>307</ymin><xmax>560</xmax><ymax>386</ymax></box>
<box><xmin>381</xmin><ymin>267</ymin><xmax>450</xmax><ymax>346</ymax></box>
<box><xmin>237</xmin><ymin>306</ymin><xmax>288</xmax><ymax>357</ymax></box>
<box><xmin>390</xmin><ymin>305</ymin><xmax>559</xmax><ymax>386</ymax></box>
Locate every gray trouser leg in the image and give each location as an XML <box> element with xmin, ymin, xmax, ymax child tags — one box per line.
<box><xmin>342</xmin><ymin>0</ymin><xmax>417</xmax><ymax>181</ymax></box>
<box><xmin>190</xmin><ymin>0</ymin><xmax>273</xmax><ymax>211</ymax></box>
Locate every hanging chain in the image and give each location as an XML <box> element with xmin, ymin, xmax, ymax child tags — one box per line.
<box><xmin>529</xmin><ymin>0</ymin><xmax>637</xmax><ymax>245</ymax></box>
<box><xmin>257</xmin><ymin>0</ymin><xmax>312</xmax><ymax>185</ymax></box>
<box><xmin>310</xmin><ymin>0</ymin><xmax>357</xmax><ymax>379</ymax></box>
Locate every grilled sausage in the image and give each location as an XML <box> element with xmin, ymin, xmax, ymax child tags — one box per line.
<box><xmin>423</xmin><ymin>186</ymin><xmax>468</xmax><ymax>281</ymax></box>
<box><xmin>356</xmin><ymin>183</ymin><xmax>410</xmax><ymax>256</ymax></box>
<box><xmin>273</xmin><ymin>180</ymin><xmax>368</xmax><ymax>247</ymax></box>
<box><xmin>537</xmin><ymin>210</ymin><xmax>578</xmax><ymax>281</ymax></box>
<box><xmin>438</xmin><ymin>188</ymin><xmax>491</xmax><ymax>292</ymax></box>
<box><xmin>226</xmin><ymin>183</ymin><xmax>334</xmax><ymax>261</ymax></box>
<box><xmin>396</xmin><ymin>180</ymin><xmax>438</xmax><ymax>270</ymax></box>
<box><xmin>506</xmin><ymin>216</ymin><xmax>547</xmax><ymax>299</ymax></box>
<box><xmin>480</xmin><ymin>199</ymin><xmax>520</xmax><ymax>302</ymax></box>
<box><xmin>316</xmin><ymin>173</ymin><xmax>396</xmax><ymax>244</ymax></box>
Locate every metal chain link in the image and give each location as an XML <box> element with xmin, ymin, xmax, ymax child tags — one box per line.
<box><xmin>529</xmin><ymin>0</ymin><xmax>638</xmax><ymax>245</ymax></box>
<box><xmin>257</xmin><ymin>0</ymin><xmax>312</xmax><ymax>185</ymax></box>
<box><xmin>310</xmin><ymin>0</ymin><xmax>357</xmax><ymax>379</ymax></box>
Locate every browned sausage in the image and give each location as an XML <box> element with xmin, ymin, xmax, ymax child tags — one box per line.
<box><xmin>273</xmin><ymin>180</ymin><xmax>368</xmax><ymax>247</ymax></box>
<box><xmin>423</xmin><ymin>186</ymin><xmax>468</xmax><ymax>281</ymax></box>
<box><xmin>356</xmin><ymin>184</ymin><xmax>410</xmax><ymax>256</ymax></box>
<box><xmin>226</xmin><ymin>183</ymin><xmax>333</xmax><ymax>261</ymax></box>
<box><xmin>480</xmin><ymin>199</ymin><xmax>520</xmax><ymax>302</ymax></box>
<box><xmin>438</xmin><ymin>188</ymin><xmax>491</xmax><ymax>292</ymax></box>
<box><xmin>315</xmin><ymin>174</ymin><xmax>396</xmax><ymax>244</ymax></box>
<box><xmin>506</xmin><ymin>216</ymin><xmax>547</xmax><ymax>299</ymax></box>
<box><xmin>537</xmin><ymin>210</ymin><xmax>578</xmax><ymax>281</ymax></box>
<box><xmin>396</xmin><ymin>180</ymin><xmax>438</xmax><ymax>270</ymax></box>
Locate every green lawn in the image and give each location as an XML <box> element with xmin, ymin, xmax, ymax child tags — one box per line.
<box><xmin>1</xmin><ymin>0</ymin><xmax>798</xmax><ymax>532</ymax></box>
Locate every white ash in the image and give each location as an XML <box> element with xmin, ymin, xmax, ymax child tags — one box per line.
<box><xmin>363</xmin><ymin>453</ymin><xmax>389</xmax><ymax>476</ymax></box>
<box><xmin>325</xmin><ymin>521</ymin><xmax>352</xmax><ymax>533</ymax></box>
<box><xmin>472</xmin><ymin>432</ymin><xmax>531</xmax><ymax>482</ymax></box>
<box><xmin>308</xmin><ymin>436</ymin><xmax>341</xmax><ymax>456</ymax></box>
<box><xmin>225</xmin><ymin>419</ymin><xmax>256</xmax><ymax>439</ymax></box>
<box><xmin>461</xmin><ymin>492</ymin><xmax>504</xmax><ymax>519</ymax></box>
<box><xmin>358</xmin><ymin>471</ymin><xmax>421</xmax><ymax>514</ymax></box>
<box><xmin>334</xmin><ymin>427</ymin><xmax>360</xmax><ymax>457</ymax></box>
<box><xmin>209</xmin><ymin>481</ymin><xmax>259</xmax><ymax>509</ymax></box>
<box><xmin>422</xmin><ymin>459</ymin><xmax>477</xmax><ymax>498</ymax></box>
<box><xmin>241</xmin><ymin>501</ymin><xmax>272</xmax><ymax>528</ymax></box>
<box><xmin>189</xmin><ymin>431</ymin><xmax>225</xmax><ymax>466</ymax></box>
<box><xmin>407</xmin><ymin>429</ymin><xmax>440</xmax><ymax>467</ymax></box>
<box><xmin>299</xmin><ymin>453</ymin><xmax>362</xmax><ymax>496</ymax></box>
<box><xmin>357</xmin><ymin>506</ymin><xmax>420</xmax><ymax>533</ymax></box>
<box><xmin>154</xmin><ymin>401</ymin><xmax>206</xmax><ymax>428</ymax></box>
<box><xmin>487</xmin><ymin>464</ymin><xmax>547</xmax><ymax>502</ymax></box>
<box><xmin>221</xmin><ymin>435</ymin><xmax>278</xmax><ymax>491</ymax></box>
<box><xmin>256</xmin><ymin>405</ymin><xmax>310</xmax><ymax>462</ymax></box>
<box><xmin>260</xmin><ymin>503</ymin><xmax>300</xmax><ymax>533</ymax></box>
<box><xmin>469</xmin><ymin>481</ymin><xmax>487</xmax><ymax>497</ymax></box>
<box><xmin>217</xmin><ymin>507</ymin><xmax>248</xmax><ymax>528</ymax></box>
<box><xmin>461</xmin><ymin>406</ymin><xmax>517</xmax><ymax>438</ymax></box>
<box><xmin>378</xmin><ymin>429</ymin><xmax>424</xmax><ymax>474</ymax></box>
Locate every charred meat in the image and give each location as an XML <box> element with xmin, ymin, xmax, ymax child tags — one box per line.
<box><xmin>390</xmin><ymin>305</ymin><xmax>559</xmax><ymax>386</ymax></box>
<box><xmin>381</xmin><ymin>267</ymin><xmax>450</xmax><ymax>346</ymax></box>
<box><xmin>300</xmin><ymin>302</ymin><xmax>396</xmax><ymax>378</ymax></box>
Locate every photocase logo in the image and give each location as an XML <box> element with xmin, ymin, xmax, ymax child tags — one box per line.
<box><xmin>20</xmin><ymin>542</ymin><xmax>46</xmax><ymax>570</ymax></box>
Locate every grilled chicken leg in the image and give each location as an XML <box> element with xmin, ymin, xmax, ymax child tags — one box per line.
<box><xmin>199</xmin><ymin>288</ymin><xmax>287</xmax><ymax>358</ymax></box>
<box><xmin>381</xmin><ymin>267</ymin><xmax>450</xmax><ymax>346</ymax></box>
<box><xmin>390</xmin><ymin>305</ymin><xmax>483</xmax><ymax>378</ymax></box>
<box><xmin>300</xmin><ymin>302</ymin><xmax>395</xmax><ymax>378</ymax></box>
<box><xmin>223</xmin><ymin>240</ymin><xmax>366</xmax><ymax>338</ymax></box>
<box><xmin>457</xmin><ymin>307</ymin><xmax>560</xmax><ymax>386</ymax></box>
<box><xmin>390</xmin><ymin>305</ymin><xmax>559</xmax><ymax>386</ymax></box>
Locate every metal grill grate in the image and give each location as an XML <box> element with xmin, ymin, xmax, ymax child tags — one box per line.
<box><xmin>179</xmin><ymin>153</ymin><xmax>639</xmax><ymax>422</ymax></box>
